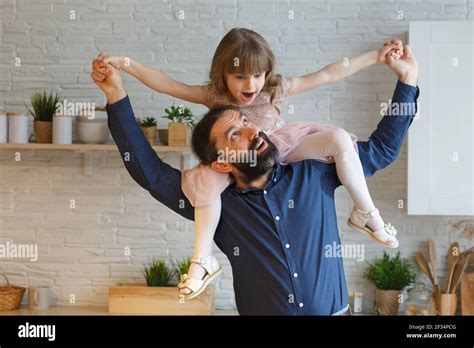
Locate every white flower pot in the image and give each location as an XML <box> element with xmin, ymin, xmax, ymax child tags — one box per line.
<box><xmin>7</xmin><ymin>112</ymin><xmax>29</xmax><ymax>144</ymax></box>
<box><xmin>53</xmin><ymin>114</ymin><xmax>73</xmax><ymax>144</ymax></box>
<box><xmin>0</xmin><ymin>114</ymin><xmax>7</xmax><ymax>143</ymax></box>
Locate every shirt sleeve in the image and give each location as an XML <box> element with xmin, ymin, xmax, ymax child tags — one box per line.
<box><xmin>106</xmin><ymin>95</ymin><xmax>194</xmax><ymax>220</ymax></box>
<box><xmin>334</xmin><ymin>80</ymin><xmax>420</xmax><ymax>187</ymax></box>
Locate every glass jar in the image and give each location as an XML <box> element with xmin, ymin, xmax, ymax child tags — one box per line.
<box><xmin>405</xmin><ymin>283</ymin><xmax>436</xmax><ymax>315</ymax></box>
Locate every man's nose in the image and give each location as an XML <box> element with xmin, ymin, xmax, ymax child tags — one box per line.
<box><xmin>244</xmin><ymin>126</ymin><xmax>260</xmax><ymax>141</ymax></box>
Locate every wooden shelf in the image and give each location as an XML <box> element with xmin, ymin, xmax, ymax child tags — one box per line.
<box><xmin>0</xmin><ymin>142</ymin><xmax>194</xmax><ymax>175</ymax></box>
<box><xmin>0</xmin><ymin>142</ymin><xmax>192</xmax><ymax>153</ymax></box>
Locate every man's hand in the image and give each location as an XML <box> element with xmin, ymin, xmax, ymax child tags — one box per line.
<box><xmin>376</xmin><ymin>39</ymin><xmax>403</xmax><ymax>64</ymax></box>
<box><xmin>385</xmin><ymin>43</ymin><xmax>418</xmax><ymax>87</ymax></box>
<box><xmin>91</xmin><ymin>53</ymin><xmax>126</xmax><ymax>104</ymax></box>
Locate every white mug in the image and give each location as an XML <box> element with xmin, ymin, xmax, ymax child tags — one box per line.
<box><xmin>28</xmin><ymin>286</ymin><xmax>51</xmax><ymax>310</ymax></box>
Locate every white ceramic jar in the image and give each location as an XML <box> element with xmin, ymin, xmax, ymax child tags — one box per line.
<box><xmin>7</xmin><ymin>112</ymin><xmax>29</xmax><ymax>143</ymax></box>
<box><xmin>53</xmin><ymin>114</ymin><xmax>73</xmax><ymax>144</ymax></box>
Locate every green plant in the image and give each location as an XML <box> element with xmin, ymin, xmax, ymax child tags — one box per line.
<box><xmin>140</xmin><ymin>117</ymin><xmax>157</xmax><ymax>128</ymax></box>
<box><xmin>143</xmin><ymin>259</ymin><xmax>173</xmax><ymax>287</ymax></box>
<box><xmin>163</xmin><ymin>104</ymin><xmax>196</xmax><ymax>129</ymax></box>
<box><xmin>26</xmin><ymin>90</ymin><xmax>61</xmax><ymax>122</ymax></box>
<box><xmin>364</xmin><ymin>252</ymin><xmax>416</xmax><ymax>291</ymax></box>
<box><xmin>174</xmin><ymin>257</ymin><xmax>192</xmax><ymax>280</ymax></box>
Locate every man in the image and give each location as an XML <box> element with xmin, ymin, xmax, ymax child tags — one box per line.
<box><xmin>91</xmin><ymin>44</ymin><xmax>419</xmax><ymax>315</ymax></box>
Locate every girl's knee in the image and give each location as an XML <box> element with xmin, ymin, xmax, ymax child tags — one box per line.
<box><xmin>328</xmin><ymin>127</ymin><xmax>352</xmax><ymax>147</ymax></box>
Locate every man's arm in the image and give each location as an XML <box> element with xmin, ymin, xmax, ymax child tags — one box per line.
<box><xmin>106</xmin><ymin>95</ymin><xmax>194</xmax><ymax>220</ymax></box>
<box><xmin>334</xmin><ymin>80</ymin><xmax>419</xmax><ymax>187</ymax></box>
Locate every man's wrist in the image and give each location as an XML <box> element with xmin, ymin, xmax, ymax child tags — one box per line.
<box><xmin>398</xmin><ymin>71</ymin><xmax>418</xmax><ymax>87</ymax></box>
<box><xmin>105</xmin><ymin>88</ymin><xmax>127</xmax><ymax>105</ymax></box>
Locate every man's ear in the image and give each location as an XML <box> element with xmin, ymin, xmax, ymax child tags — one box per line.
<box><xmin>210</xmin><ymin>161</ymin><xmax>233</xmax><ymax>173</ymax></box>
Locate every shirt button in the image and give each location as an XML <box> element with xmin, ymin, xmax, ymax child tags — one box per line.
<box><xmin>299</xmin><ymin>303</ymin><xmax>304</xmax><ymax>308</ymax></box>
<box><xmin>285</xmin><ymin>243</ymin><xmax>290</xmax><ymax>248</ymax></box>
<box><xmin>273</xmin><ymin>178</ymin><xmax>277</xmax><ymax>183</ymax></box>
<box><xmin>275</xmin><ymin>216</ymin><xmax>280</xmax><ymax>221</ymax></box>
<box><xmin>293</xmin><ymin>273</ymin><xmax>298</xmax><ymax>278</ymax></box>
<box><xmin>263</xmin><ymin>190</ymin><xmax>267</xmax><ymax>195</ymax></box>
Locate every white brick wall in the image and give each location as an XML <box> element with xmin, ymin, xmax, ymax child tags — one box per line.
<box><xmin>0</xmin><ymin>0</ymin><xmax>472</xmax><ymax>313</ymax></box>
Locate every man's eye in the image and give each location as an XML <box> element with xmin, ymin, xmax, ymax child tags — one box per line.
<box><xmin>232</xmin><ymin>131</ymin><xmax>240</xmax><ymax>138</ymax></box>
<box><xmin>243</xmin><ymin>119</ymin><xmax>248</xmax><ymax>125</ymax></box>
<box><xmin>236</xmin><ymin>76</ymin><xmax>244</xmax><ymax>79</ymax></box>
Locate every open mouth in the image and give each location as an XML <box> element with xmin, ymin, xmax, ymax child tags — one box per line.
<box><xmin>240</xmin><ymin>91</ymin><xmax>255</xmax><ymax>102</ymax></box>
<box><xmin>252</xmin><ymin>138</ymin><xmax>268</xmax><ymax>153</ymax></box>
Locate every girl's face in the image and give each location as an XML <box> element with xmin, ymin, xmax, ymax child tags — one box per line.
<box><xmin>225</xmin><ymin>72</ymin><xmax>266</xmax><ymax>105</ymax></box>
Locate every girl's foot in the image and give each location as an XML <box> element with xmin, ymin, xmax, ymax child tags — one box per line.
<box><xmin>177</xmin><ymin>254</ymin><xmax>222</xmax><ymax>300</ymax></box>
<box><xmin>347</xmin><ymin>206</ymin><xmax>399</xmax><ymax>248</ymax></box>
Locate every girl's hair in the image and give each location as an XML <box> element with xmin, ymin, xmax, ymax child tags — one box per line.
<box><xmin>208</xmin><ymin>28</ymin><xmax>280</xmax><ymax>111</ymax></box>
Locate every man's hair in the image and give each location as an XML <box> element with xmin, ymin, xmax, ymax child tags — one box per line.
<box><xmin>191</xmin><ymin>106</ymin><xmax>240</xmax><ymax>165</ymax></box>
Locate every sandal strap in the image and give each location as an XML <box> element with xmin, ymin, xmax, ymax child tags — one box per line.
<box><xmin>178</xmin><ymin>274</ymin><xmax>203</xmax><ymax>293</ymax></box>
<box><xmin>353</xmin><ymin>206</ymin><xmax>380</xmax><ymax>219</ymax></box>
<box><xmin>190</xmin><ymin>254</ymin><xmax>219</xmax><ymax>276</ymax></box>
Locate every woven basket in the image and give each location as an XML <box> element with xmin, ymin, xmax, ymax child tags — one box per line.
<box><xmin>0</xmin><ymin>273</ymin><xmax>26</xmax><ymax>311</ymax></box>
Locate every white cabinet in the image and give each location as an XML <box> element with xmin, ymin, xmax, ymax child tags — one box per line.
<box><xmin>408</xmin><ymin>22</ymin><xmax>474</xmax><ymax>215</ymax></box>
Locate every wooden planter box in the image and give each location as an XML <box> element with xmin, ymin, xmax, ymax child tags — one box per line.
<box><xmin>168</xmin><ymin>122</ymin><xmax>189</xmax><ymax>146</ymax></box>
<box><xmin>108</xmin><ymin>285</ymin><xmax>215</xmax><ymax>315</ymax></box>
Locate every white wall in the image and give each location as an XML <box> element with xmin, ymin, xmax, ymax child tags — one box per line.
<box><xmin>0</xmin><ymin>0</ymin><xmax>473</xmax><ymax>312</ymax></box>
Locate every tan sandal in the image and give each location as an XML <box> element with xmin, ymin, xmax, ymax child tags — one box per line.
<box><xmin>177</xmin><ymin>254</ymin><xmax>222</xmax><ymax>300</ymax></box>
<box><xmin>347</xmin><ymin>206</ymin><xmax>399</xmax><ymax>248</ymax></box>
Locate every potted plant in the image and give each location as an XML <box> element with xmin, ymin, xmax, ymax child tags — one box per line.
<box><xmin>143</xmin><ymin>259</ymin><xmax>174</xmax><ymax>287</ymax></box>
<box><xmin>163</xmin><ymin>105</ymin><xmax>196</xmax><ymax>146</ymax></box>
<box><xmin>139</xmin><ymin>117</ymin><xmax>157</xmax><ymax>146</ymax></box>
<box><xmin>364</xmin><ymin>252</ymin><xmax>416</xmax><ymax>315</ymax></box>
<box><xmin>26</xmin><ymin>91</ymin><xmax>61</xmax><ymax>143</ymax></box>
<box><xmin>174</xmin><ymin>257</ymin><xmax>192</xmax><ymax>282</ymax></box>
<box><xmin>108</xmin><ymin>257</ymin><xmax>215</xmax><ymax>315</ymax></box>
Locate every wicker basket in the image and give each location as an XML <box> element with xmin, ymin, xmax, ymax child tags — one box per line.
<box><xmin>0</xmin><ymin>273</ymin><xmax>26</xmax><ymax>311</ymax></box>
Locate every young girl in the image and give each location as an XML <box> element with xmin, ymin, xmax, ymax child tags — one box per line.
<box><xmin>95</xmin><ymin>28</ymin><xmax>403</xmax><ymax>300</ymax></box>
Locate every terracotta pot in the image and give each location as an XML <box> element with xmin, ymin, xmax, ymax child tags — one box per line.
<box><xmin>34</xmin><ymin>120</ymin><xmax>52</xmax><ymax>143</ymax></box>
<box><xmin>434</xmin><ymin>292</ymin><xmax>457</xmax><ymax>315</ymax></box>
<box><xmin>374</xmin><ymin>289</ymin><xmax>401</xmax><ymax>315</ymax></box>
<box><xmin>140</xmin><ymin>126</ymin><xmax>156</xmax><ymax>146</ymax></box>
<box><xmin>168</xmin><ymin>122</ymin><xmax>189</xmax><ymax>146</ymax></box>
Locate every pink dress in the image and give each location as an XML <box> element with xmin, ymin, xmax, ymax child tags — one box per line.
<box><xmin>182</xmin><ymin>74</ymin><xmax>359</xmax><ymax>207</ymax></box>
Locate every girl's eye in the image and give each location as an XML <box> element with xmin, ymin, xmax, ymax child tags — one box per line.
<box><xmin>254</xmin><ymin>74</ymin><xmax>262</xmax><ymax>78</ymax></box>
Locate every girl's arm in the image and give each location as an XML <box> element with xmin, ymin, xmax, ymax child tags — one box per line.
<box><xmin>287</xmin><ymin>42</ymin><xmax>402</xmax><ymax>96</ymax></box>
<box><xmin>97</xmin><ymin>54</ymin><xmax>209</xmax><ymax>106</ymax></box>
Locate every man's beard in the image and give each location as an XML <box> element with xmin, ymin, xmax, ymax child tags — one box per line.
<box><xmin>233</xmin><ymin>132</ymin><xmax>279</xmax><ymax>184</ymax></box>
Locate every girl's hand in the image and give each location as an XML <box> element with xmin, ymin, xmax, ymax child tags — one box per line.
<box><xmin>376</xmin><ymin>40</ymin><xmax>404</xmax><ymax>64</ymax></box>
<box><xmin>98</xmin><ymin>54</ymin><xmax>128</xmax><ymax>71</ymax></box>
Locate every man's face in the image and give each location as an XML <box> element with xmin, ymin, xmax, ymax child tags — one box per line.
<box><xmin>210</xmin><ymin>109</ymin><xmax>279</xmax><ymax>183</ymax></box>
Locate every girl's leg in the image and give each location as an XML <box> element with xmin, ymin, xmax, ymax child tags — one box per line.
<box><xmin>179</xmin><ymin>197</ymin><xmax>221</xmax><ymax>296</ymax></box>
<box><xmin>287</xmin><ymin>128</ymin><xmax>385</xmax><ymax>232</ymax></box>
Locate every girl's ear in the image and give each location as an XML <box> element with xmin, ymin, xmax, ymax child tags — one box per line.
<box><xmin>211</xmin><ymin>161</ymin><xmax>233</xmax><ymax>173</ymax></box>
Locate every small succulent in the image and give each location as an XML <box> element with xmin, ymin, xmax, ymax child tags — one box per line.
<box><xmin>140</xmin><ymin>117</ymin><xmax>157</xmax><ymax>128</ymax></box>
<box><xmin>163</xmin><ymin>105</ymin><xmax>196</xmax><ymax>129</ymax></box>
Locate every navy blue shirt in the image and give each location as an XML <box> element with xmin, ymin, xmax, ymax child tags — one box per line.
<box><xmin>106</xmin><ymin>80</ymin><xmax>419</xmax><ymax>315</ymax></box>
